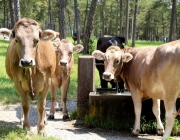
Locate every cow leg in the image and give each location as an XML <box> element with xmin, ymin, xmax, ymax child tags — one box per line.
<box><xmin>131</xmin><ymin>92</ymin><xmax>142</xmax><ymax>135</ymax></box>
<box><xmin>14</xmin><ymin>82</ymin><xmax>31</xmax><ymax>129</ymax></box>
<box><xmin>48</xmin><ymin>82</ymin><xmax>58</xmax><ymax>120</ymax></box>
<box><xmin>118</xmin><ymin>78</ymin><xmax>125</xmax><ymax>93</ymax></box>
<box><xmin>61</xmin><ymin>77</ymin><xmax>70</xmax><ymax>120</ymax></box>
<box><xmin>152</xmin><ymin>99</ymin><xmax>164</xmax><ymax>135</ymax></box>
<box><xmin>37</xmin><ymin>85</ymin><xmax>49</xmax><ymax>135</ymax></box>
<box><xmin>163</xmin><ymin>98</ymin><xmax>176</xmax><ymax>140</ymax></box>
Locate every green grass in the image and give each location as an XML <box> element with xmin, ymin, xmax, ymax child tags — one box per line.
<box><xmin>133</xmin><ymin>40</ymin><xmax>164</xmax><ymax>47</ymax></box>
<box><xmin>0</xmin><ymin>125</ymin><xmax>59</xmax><ymax>140</ymax></box>
<box><xmin>0</xmin><ymin>39</ymin><xmax>19</xmax><ymax>104</ymax></box>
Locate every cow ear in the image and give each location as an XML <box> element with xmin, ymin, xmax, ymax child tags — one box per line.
<box><xmin>122</xmin><ymin>53</ymin><xmax>133</xmax><ymax>63</ymax></box>
<box><xmin>53</xmin><ymin>38</ymin><xmax>60</xmax><ymax>51</ymax></box>
<box><xmin>40</xmin><ymin>29</ymin><xmax>56</xmax><ymax>41</ymax></box>
<box><xmin>92</xmin><ymin>50</ymin><xmax>105</xmax><ymax>60</ymax></box>
<box><xmin>73</xmin><ymin>44</ymin><xmax>84</xmax><ymax>53</ymax></box>
<box><xmin>0</xmin><ymin>28</ymin><xmax>11</xmax><ymax>40</ymax></box>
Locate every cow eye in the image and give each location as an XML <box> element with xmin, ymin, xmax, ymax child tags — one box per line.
<box><xmin>15</xmin><ymin>39</ymin><xmax>18</xmax><ymax>43</ymax></box>
<box><xmin>69</xmin><ymin>52</ymin><xmax>72</xmax><ymax>55</ymax></box>
<box><xmin>115</xmin><ymin>60</ymin><xmax>119</xmax><ymax>64</ymax></box>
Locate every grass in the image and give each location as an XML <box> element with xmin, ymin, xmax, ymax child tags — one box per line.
<box><xmin>0</xmin><ymin>39</ymin><xmax>19</xmax><ymax>104</ymax></box>
<box><xmin>0</xmin><ymin>125</ymin><xmax>59</xmax><ymax>140</ymax></box>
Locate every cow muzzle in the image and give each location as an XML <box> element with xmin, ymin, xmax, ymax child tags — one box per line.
<box><xmin>59</xmin><ymin>60</ymin><xmax>68</xmax><ymax>67</ymax></box>
<box><xmin>19</xmin><ymin>58</ymin><xmax>36</xmax><ymax>68</ymax></box>
<box><xmin>103</xmin><ymin>72</ymin><xmax>114</xmax><ymax>81</ymax></box>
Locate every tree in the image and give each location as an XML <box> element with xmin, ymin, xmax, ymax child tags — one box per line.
<box><xmin>119</xmin><ymin>0</ymin><xmax>123</xmax><ymax>36</ymax></box>
<box><xmin>100</xmin><ymin>0</ymin><xmax>106</xmax><ymax>36</ymax></box>
<box><xmin>125</xmin><ymin>0</ymin><xmax>129</xmax><ymax>46</ymax></box>
<box><xmin>59</xmin><ymin>0</ymin><xmax>66</xmax><ymax>39</ymax></box>
<box><xmin>14</xmin><ymin>0</ymin><xmax>21</xmax><ymax>21</ymax></box>
<box><xmin>48</xmin><ymin>0</ymin><xmax>53</xmax><ymax>29</ymax></box>
<box><xmin>169</xmin><ymin>0</ymin><xmax>176</xmax><ymax>42</ymax></box>
<box><xmin>132</xmin><ymin>0</ymin><xmax>138</xmax><ymax>47</ymax></box>
<box><xmin>82</xmin><ymin>0</ymin><xmax>98</xmax><ymax>54</ymax></box>
<box><xmin>74</xmin><ymin>0</ymin><xmax>80</xmax><ymax>44</ymax></box>
<box><xmin>9</xmin><ymin>0</ymin><xmax>15</xmax><ymax>28</ymax></box>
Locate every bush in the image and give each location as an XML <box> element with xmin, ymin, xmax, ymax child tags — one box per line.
<box><xmin>88</xmin><ymin>35</ymin><xmax>97</xmax><ymax>55</ymax></box>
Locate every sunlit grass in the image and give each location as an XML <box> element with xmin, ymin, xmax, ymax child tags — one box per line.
<box><xmin>0</xmin><ymin>39</ymin><xmax>19</xmax><ymax>104</ymax></box>
<box><xmin>134</xmin><ymin>40</ymin><xmax>164</xmax><ymax>47</ymax></box>
<box><xmin>0</xmin><ymin>125</ymin><xmax>59</xmax><ymax>140</ymax></box>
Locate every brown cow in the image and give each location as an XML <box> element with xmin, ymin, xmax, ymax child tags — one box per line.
<box><xmin>48</xmin><ymin>38</ymin><xmax>84</xmax><ymax>120</ymax></box>
<box><xmin>5</xmin><ymin>18</ymin><xmax>56</xmax><ymax>134</ymax></box>
<box><xmin>92</xmin><ymin>42</ymin><xmax>180</xmax><ymax>140</ymax></box>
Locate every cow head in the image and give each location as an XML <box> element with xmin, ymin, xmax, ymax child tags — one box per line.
<box><xmin>11</xmin><ymin>18</ymin><xmax>56</xmax><ymax>68</ymax></box>
<box><xmin>53</xmin><ymin>38</ymin><xmax>84</xmax><ymax>66</ymax></box>
<box><xmin>92</xmin><ymin>46</ymin><xmax>133</xmax><ymax>81</ymax></box>
<box><xmin>0</xmin><ymin>28</ymin><xmax>11</xmax><ymax>40</ymax></box>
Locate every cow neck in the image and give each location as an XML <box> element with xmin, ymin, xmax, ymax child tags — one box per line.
<box><xmin>25</xmin><ymin>67</ymin><xmax>35</xmax><ymax>100</ymax></box>
<box><xmin>118</xmin><ymin>49</ymin><xmax>127</xmax><ymax>79</ymax></box>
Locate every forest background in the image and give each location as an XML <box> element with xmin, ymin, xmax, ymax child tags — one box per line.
<box><xmin>0</xmin><ymin>0</ymin><xmax>179</xmax><ymax>53</ymax></box>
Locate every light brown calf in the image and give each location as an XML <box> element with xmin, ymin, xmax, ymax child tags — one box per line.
<box><xmin>4</xmin><ymin>18</ymin><xmax>56</xmax><ymax>134</ymax></box>
<box><xmin>92</xmin><ymin>41</ymin><xmax>180</xmax><ymax>140</ymax></box>
<box><xmin>48</xmin><ymin>38</ymin><xmax>84</xmax><ymax>120</ymax></box>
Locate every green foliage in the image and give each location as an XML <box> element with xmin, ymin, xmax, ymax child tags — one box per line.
<box><xmin>172</xmin><ymin>119</ymin><xmax>180</xmax><ymax>136</ymax></box>
<box><xmin>84</xmin><ymin>115</ymin><xmax>134</xmax><ymax>131</ymax></box>
<box><xmin>140</xmin><ymin>116</ymin><xmax>159</xmax><ymax>134</ymax></box>
<box><xmin>69</xmin><ymin>110</ymin><xmax>78</xmax><ymax>120</ymax></box>
<box><xmin>84</xmin><ymin>114</ymin><xmax>180</xmax><ymax>136</ymax></box>
<box><xmin>88</xmin><ymin>35</ymin><xmax>97</xmax><ymax>55</ymax></box>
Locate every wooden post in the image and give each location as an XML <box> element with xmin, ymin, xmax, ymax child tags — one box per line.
<box><xmin>77</xmin><ymin>56</ymin><xmax>95</xmax><ymax>118</ymax></box>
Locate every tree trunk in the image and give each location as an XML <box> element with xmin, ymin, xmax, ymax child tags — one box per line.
<box><xmin>116</xmin><ymin>1</ymin><xmax>119</xmax><ymax>36</ymax></box>
<box><xmin>83</xmin><ymin>0</ymin><xmax>89</xmax><ymax>33</ymax></box>
<box><xmin>100</xmin><ymin>0</ymin><xmax>106</xmax><ymax>37</ymax></box>
<box><xmin>9</xmin><ymin>0</ymin><xmax>15</xmax><ymax>28</ymax></box>
<box><xmin>132</xmin><ymin>0</ymin><xmax>138</xmax><ymax>47</ymax></box>
<box><xmin>125</xmin><ymin>0</ymin><xmax>129</xmax><ymax>46</ymax></box>
<box><xmin>82</xmin><ymin>0</ymin><xmax>98</xmax><ymax>54</ymax></box>
<box><xmin>3</xmin><ymin>0</ymin><xmax>6</xmax><ymax>27</ymax></box>
<box><xmin>48</xmin><ymin>0</ymin><xmax>53</xmax><ymax>29</ymax></box>
<box><xmin>74</xmin><ymin>0</ymin><xmax>80</xmax><ymax>44</ymax></box>
<box><xmin>169</xmin><ymin>0</ymin><xmax>176</xmax><ymax>42</ymax></box>
<box><xmin>119</xmin><ymin>0</ymin><xmax>123</xmax><ymax>36</ymax></box>
<box><xmin>14</xmin><ymin>0</ymin><xmax>21</xmax><ymax>22</ymax></box>
<box><xmin>59</xmin><ymin>0</ymin><xmax>66</xmax><ymax>39</ymax></box>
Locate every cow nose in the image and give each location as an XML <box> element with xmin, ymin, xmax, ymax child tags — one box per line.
<box><xmin>19</xmin><ymin>58</ymin><xmax>35</xmax><ymax>67</ymax></box>
<box><xmin>103</xmin><ymin>72</ymin><xmax>114</xmax><ymax>81</ymax></box>
<box><xmin>59</xmin><ymin>60</ymin><xmax>68</xmax><ymax>66</ymax></box>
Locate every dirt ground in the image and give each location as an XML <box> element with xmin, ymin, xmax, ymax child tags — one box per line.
<box><xmin>0</xmin><ymin>99</ymin><xmax>179</xmax><ymax>140</ymax></box>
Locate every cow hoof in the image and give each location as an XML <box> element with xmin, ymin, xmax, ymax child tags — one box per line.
<box><xmin>47</xmin><ymin>115</ymin><xmax>54</xmax><ymax>120</ymax></box>
<box><xmin>120</xmin><ymin>89</ymin><xmax>124</xmax><ymax>93</ymax></box>
<box><xmin>157</xmin><ymin>129</ymin><xmax>164</xmax><ymax>136</ymax></box>
<box><xmin>38</xmin><ymin>130</ymin><xmax>47</xmax><ymax>137</ymax></box>
<box><xmin>63</xmin><ymin>115</ymin><xmax>69</xmax><ymax>120</ymax></box>
<box><xmin>132</xmin><ymin>129</ymin><xmax>140</xmax><ymax>135</ymax></box>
